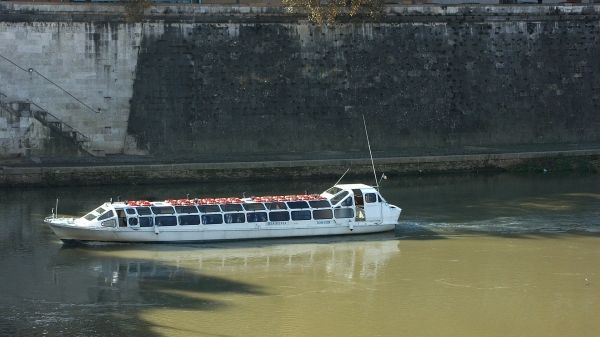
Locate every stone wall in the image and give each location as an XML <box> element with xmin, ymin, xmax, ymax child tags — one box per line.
<box><xmin>0</xmin><ymin>4</ymin><xmax>599</xmax><ymax>163</ymax></box>
<box><xmin>0</xmin><ymin>102</ymin><xmax>48</xmax><ymax>157</ymax></box>
<box><xmin>0</xmin><ymin>19</ymin><xmax>143</xmax><ymax>157</ymax></box>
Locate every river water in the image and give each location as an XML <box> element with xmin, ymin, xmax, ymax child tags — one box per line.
<box><xmin>0</xmin><ymin>173</ymin><xmax>599</xmax><ymax>337</ymax></box>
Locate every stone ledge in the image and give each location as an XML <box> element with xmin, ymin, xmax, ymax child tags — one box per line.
<box><xmin>2</xmin><ymin>148</ymin><xmax>599</xmax><ymax>186</ymax></box>
<box><xmin>1</xmin><ymin>2</ymin><xmax>599</xmax><ymax>23</ymax></box>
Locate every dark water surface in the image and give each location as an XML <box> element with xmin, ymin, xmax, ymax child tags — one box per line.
<box><xmin>1</xmin><ymin>173</ymin><xmax>599</xmax><ymax>337</ymax></box>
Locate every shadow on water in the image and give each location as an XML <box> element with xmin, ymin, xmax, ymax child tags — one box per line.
<box><xmin>37</xmin><ymin>245</ymin><xmax>267</xmax><ymax>337</ymax></box>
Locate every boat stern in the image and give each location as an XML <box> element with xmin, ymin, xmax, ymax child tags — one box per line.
<box><xmin>385</xmin><ymin>204</ymin><xmax>402</xmax><ymax>225</ymax></box>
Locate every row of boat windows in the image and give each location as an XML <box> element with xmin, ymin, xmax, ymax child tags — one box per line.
<box><xmin>89</xmin><ymin>199</ymin><xmax>339</xmax><ymax>221</ymax></box>
<box><xmin>101</xmin><ymin>208</ymin><xmax>355</xmax><ymax>227</ymax></box>
<box><xmin>85</xmin><ymin>192</ymin><xmax>381</xmax><ymax>222</ymax></box>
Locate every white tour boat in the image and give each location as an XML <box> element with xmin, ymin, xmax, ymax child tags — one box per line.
<box><xmin>45</xmin><ymin>183</ymin><xmax>402</xmax><ymax>243</ymax></box>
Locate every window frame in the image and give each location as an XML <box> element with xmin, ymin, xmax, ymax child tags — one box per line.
<box><xmin>201</xmin><ymin>214</ymin><xmax>223</xmax><ymax>225</ymax></box>
<box><xmin>151</xmin><ymin>206</ymin><xmax>176</xmax><ymax>215</ymax></box>
<box><xmin>286</xmin><ymin>201</ymin><xmax>310</xmax><ymax>209</ymax></box>
<box><xmin>179</xmin><ymin>214</ymin><xmax>201</xmax><ymax>226</ymax></box>
<box><xmin>269</xmin><ymin>211</ymin><xmax>290</xmax><ymax>222</ymax></box>
<box><xmin>364</xmin><ymin>193</ymin><xmax>377</xmax><ymax>203</ymax></box>
<box><xmin>334</xmin><ymin>208</ymin><xmax>354</xmax><ymax>219</ymax></box>
<box><xmin>313</xmin><ymin>209</ymin><xmax>333</xmax><ymax>220</ymax></box>
<box><xmin>246</xmin><ymin>212</ymin><xmax>268</xmax><ymax>223</ymax></box>
<box><xmin>224</xmin><ymin>212</ymin><xmax>246</xmax><ymax>224</ymax></box>
<box><xmin>291</xmin><ymin>210</ymin><xmax>312</xmax><ymax>221</ymax></box>
<box><xmin>155</xmin><ymin>215</ymin><xmax>178</xmax><ymax>226</ymax></box>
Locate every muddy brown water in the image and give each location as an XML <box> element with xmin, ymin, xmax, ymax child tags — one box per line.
<box><xmin>0</xmin><ymin>173</ymin><xmax>598</xmax><ymax>337</ymax></box>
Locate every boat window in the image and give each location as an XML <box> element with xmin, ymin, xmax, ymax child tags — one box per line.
<box><xmin>128</xmin><ymin>218</ymin><xmax>139</xmax><ymax>226</ymax></box>
<box><xmin>309</xmin><ymin>200</ymin><xmax>330</xmax><ymax>208</ymax></box>
<box><xmin>286</xmin><ymin>201</ymin><xmax>309</xmax><ymax>209</ymax></box>
<box><xmin>136</xmin><ymin>207</ymin><xmax>152</xmax><ymax>215</ymax></box>
<box><xmin>291</xmin><ymin>210</ymin><xmax>312</xmax><ymax>221</ymax></box>
<box><xmin>243</xmin><ymin>203</ymin><xmax>266</xmax><ymax>211</ymax></box>
<box><xmin>247</xmin><ymin>212</ymin><xmax>268</xmax><ymax>223</ymax></box>
<box><xmin>365</xmin><ymin>193</ymin><xmax>377</xmax><ymax>203</ymax></box>
<box><xmin>98</xmin><ymin>210</ymin><xmax>115</xmax><ymax>221</ymax></box>
<box><xmin>341</xmin><ymin>197</ymin><xmax>353</xmax><ymax>207</ymax></box>
<box><xmin>265</xmin><ymin>202</ymin><xmax>288</xmax><ymax>210</ymax></box>
<box><xmin>93</xmin><ymin>207</ymin><xmax>106</xmax><ymax>214</ymax></box>
<box><xmin>125</xmin><ymin>208</ymin><xmax>136</xmax><ymax>215</ymax></box>
<box><xmin>155</xmin><ymin>216</ymin><xmax>177</xmax><ymax>226</ymax></box>
<box><xmin>269</xmin><ymin>211</ymin><xmax>290</xmax><ymax>222</ymax></box>
<box><xmin>175</xmin><ymin>206</ymin><xmax>199</xmax><ymax>214</ymax></box>
<box><xmin>334</xmin><ymin>208</ymin><xmax>354</xmax><ymax>219</ymax></box>
<box><xmin>313</xmin><ymin>209</ymin><xmax>333</xmax><ymax>220</ymax></box>
<box><xmin>331</xmin><ymin>191</ymin><xmax>349</xmax><ymax>205</ymax></box>
<box><xmin>224</xmin><ymin>213</ymin><xmax>246</xmax><ymax>224</ymax></box>
<box><xmin>84</xmin><ymin>213</ymin><xmax>97</xmax><ymax>221</ymax></box>
<box><xmin>220</xmin><ymin>204</ymin><xmax>244</xmax><ymax>212</ymax></box>
<box><xmin>198</xmin><ymin>205</ymin><xmax>221</xmax><ymax>213</ymax></box>
<box><xmin>101</xmin><ymin>219</ymin><xmax>116</xmax><ymax>227</ymax></box>
<box><xmin>139</xmin><ymin>217</ymin><xmax>154</xmax><ymax>227</ymax></box>
<box><xmin>202</xmin><ymin>214</ymin><xmax>223</xmax><ymax>225</ymax></box>
<box><xmin>325</xmin><ymin>187</ymin><xmax>342</xmax><ymax>195</ymax></box>
<box><xmin>152</xmin><ymin>206</ymin><xmax>175</xmax><ymax>215</ymax></box>
<box><xmin>179</xmin><ymin>215</ymin><xmax>201</xmax><ymax>226</ymax></box>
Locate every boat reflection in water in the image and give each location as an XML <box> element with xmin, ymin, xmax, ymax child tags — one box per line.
<box><xmin>66</xmin><ymin>235</ymin><xmax>400</xmax><ymax>291</ymax></box>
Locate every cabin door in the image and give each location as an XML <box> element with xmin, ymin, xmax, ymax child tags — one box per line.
<box><xmin>352</xmin><ymin>189</ymin><xmax>366</xmax><ymax>221</ymax></box>
<box><xmin>116</xmin><ymin>209</ymin><xmax>127</xmax><ymax>228</ymax></box>
<box><xmin>363</xmin><ymin>192</ymin><xmax>382</xmax><ymax>222</ymax></box>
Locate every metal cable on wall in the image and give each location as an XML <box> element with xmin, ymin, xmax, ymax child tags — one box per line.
<box><xmin>0</xmin><ymin>52</ymin><xmax>101</xmax><ymax>114</ymax></box>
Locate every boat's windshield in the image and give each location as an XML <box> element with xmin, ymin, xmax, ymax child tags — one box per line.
<box><xmin>324</xmin><ymin>187</ymin><xmax>342</xmax><ymax>195</ymax></box>
<box><xmin>83</xmin><ymin>206</ymin><xmax>107</xmax><ymax>221</ymax></box>
<box><xmin>93</xmin><ymin>207</ymin><xmax>106</xmax><ymax>214</ymax></box>
<box><xmin>330</xmin><ymin>191</ymin><xmax>350</xmax><ymax>205</ymax></box>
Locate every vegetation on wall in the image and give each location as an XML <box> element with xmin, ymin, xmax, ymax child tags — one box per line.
<box><xmin>282</xmin><ymin>0</ymin><xmax>384</xmax><ymax>24</ymax></box>
<box><xmin>124</xmin><ymin>0</ymin><xmax>151</xmax><ymax>22</ymax></box>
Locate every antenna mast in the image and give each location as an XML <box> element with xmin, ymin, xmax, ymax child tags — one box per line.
<box><xmin>331</xmin><ymin>168</ymin><xmax>350</xmax><ymax>188</ymax></box>
<box><xmin>362</xmin><ymin>114</ymin><xmax>379</xmax><ymax>191</ymax></box>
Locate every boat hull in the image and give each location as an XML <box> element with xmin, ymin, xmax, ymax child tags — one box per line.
<box><xmin>48</xmin><ymin>222</ymin><xmax>396</xmax><ymax>243</ymax></box>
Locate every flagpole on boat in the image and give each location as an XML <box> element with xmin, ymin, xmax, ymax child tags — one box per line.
<box><xmin>362</xmin><ymin>114</ymin><xmax>379</xmax><ymax>191</ymax></box>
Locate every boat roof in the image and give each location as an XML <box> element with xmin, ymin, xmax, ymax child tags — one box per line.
<box><xmin>101</xmin><ymin>184</ymin><xmax>377</xmax><ymax>209</ymax></box>
<box><xmin>115</xmin><ymin>193</ymin><xmax>327</xmax><ymax>208</ymax></box>
<box><xmin>334</xmin><ymin>183</ymin><xmax>375</xmax><ymax>190</ymax></box>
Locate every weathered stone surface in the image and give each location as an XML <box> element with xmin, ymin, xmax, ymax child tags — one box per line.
<box><xmin>128</xmin><ymin>18</ymin><xmax>600</xmax><ymax>160</ymax></box>
<box><xmin>0</xmin><ymin>4</ymin><xmax>599</xmax><ymax>171</ymax></box>
<box><xmin>0</xmin><ymin>20</ymin><xmax>142</xmax><ymax>156</ymax></box>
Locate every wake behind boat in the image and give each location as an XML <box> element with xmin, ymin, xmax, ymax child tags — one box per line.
<box><xmin>45</xmin><ymin>183</ymin><xmax>402</xmax><ymax>243</ymax></box>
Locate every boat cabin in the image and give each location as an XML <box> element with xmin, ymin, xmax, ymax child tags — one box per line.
<box><xmin>78</xmin><ymin>184</ymin><xmax>400</xmax><ymax>230</ymax></box>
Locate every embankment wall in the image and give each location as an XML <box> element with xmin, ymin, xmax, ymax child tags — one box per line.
<box><xmin>0</xmin><ymin>4</ymin><xmax>599</xmax><ymax>184</ymax></box>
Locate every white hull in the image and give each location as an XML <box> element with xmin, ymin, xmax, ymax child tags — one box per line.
<box><xmin>48</xmin><ymin>222</ymin><xmax>396</xmax><ymax>243</ymax></box>
<box><xmin>45</xmin><ymin>183</ymin><xmax>401</xmax><ymax>244</ymax></box>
